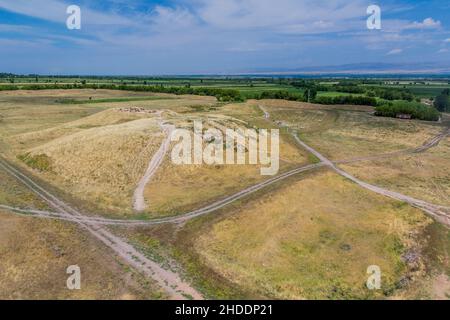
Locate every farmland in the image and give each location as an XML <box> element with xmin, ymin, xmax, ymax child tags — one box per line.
<box><xmin>2</xmin><ymin>75</ymin><xmax>449</xmax><ymax>102</ymax></box>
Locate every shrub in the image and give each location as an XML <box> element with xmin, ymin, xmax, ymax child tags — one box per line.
<box><xmin>333</xmin><ymin>85</ymin><xmax>366</xmax><ymax>94</ymax></box>
<box><xmin>313</xmin><ymin>95</ymin><xmax>377</xmax><ymax>106</ymax></box>
<box><xmin>0</xmin><ymin>83</ymin><xmax>244</xmax><ymax>102</ymax></box>
<box><xmin>367</xmin><ymin>87</ymin><xmax>414</xmax><ymax>101</ymax></box>
<box><xmin>18</xmin><ymin>153</ymin><xmax>52</xmax><ymax>171</ymax></box>
<box><xmin>434</xmin><ymin>90</ymin><xmax>450</xmax><ymax>112</ymax></box>
<box><xmin>375</xmin><ymin>101</ymin><xmax>440</xmax><ymax>121</ymax></box>
<box><xmin>258</xmin><ymin>90</ymin><xmax>305</xmax><ymax>101</ymax></box>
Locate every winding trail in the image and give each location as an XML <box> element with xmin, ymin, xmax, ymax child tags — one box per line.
<box><xmin>2</xmin><ymin>162</ymin><xmax>324</xmax><ymax>226</ymax></box>
<box><xmin>0</xmin><ymin>204</ymin><xmax>165</xmax><ymax>226</ymax></box>
<box><xmin>0</xmin><ymin>158</ymin><xmax>203</xmax><ymax>300</ymax></box>
<box><xmin>294</xmin><ymin>121</ymin><xmax>450</xmax><ymax>225</ymax></box>
<box><xmin>259</xmin><ymin>105</ymin><xmax>450</xmax><ymax>226</ymax></box>
<box><xmin>1</xmin><ymin>104</ymin><xmax>449</xmax><ymax>298</ymax></box>
<box><xmin>133</xmin><ymin>121</ymin><xmax>175</xmax><ymax>212</ymax></box>
<box><xmin>2</xmin><ymin>108</ymin><xmax>449</xmax><ymax>227</ymax></box>
<box><xmin>336</xmin><ymin>127</ymin><xmax>450</xmax><ymax>164</ymax></box>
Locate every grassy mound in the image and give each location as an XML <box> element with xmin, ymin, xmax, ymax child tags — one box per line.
<box><xmin>25</xmin><ymin>118</ymin><xmax>164</xmax><ymax>215</ymax></box>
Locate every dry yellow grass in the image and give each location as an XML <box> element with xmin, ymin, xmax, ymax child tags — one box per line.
<box><xmin>95</xmin><ymin>95</ymin><xmax>217</xmax><ymax>111</ymax></box>
<box><xmin>143</xmin><ymin>112</ymin><xmax>308</xmax><ymax>217</ymax></box>
<box><xmin>145</xmin><ymin>163</ymin><xmax>263</xmax><ymax>216</ymax></box>
<box><xmin>11</xmin><ymin>109</ymin><xmax>153</xmax><ymax>151</ymax></box>
<box><xmin>0</xmin><ymin>117</ymin><xmax>164</xmax><ymax>298</ymax></box>
<box><xmin>0</xmin><ymin>169</ymin><xmax>50</xmax><ymax>210</ymax></box>
<box><xmin>255</xmin><ymin>99</ymin><xmax>375</xmax><ymax>112</ymax></box>
<box><xmin>0</xmin><ymin>210</ymin><xmax>164</xmax><ymax>299</ymax></box>
<box><xmin>24</xmin><ymin>116</ymin><xmax>164</xmax><ymax>215</ymax></box>
<box><xmin>0</xmin><ymin>90</ymin><xmax>216</xmax><ymax>152</ymax></box>
<box><xmin>0</xmin><ymin>90</ymin><xmax>447</xmax><ymax>300</ymax></box>
<box><xmin>0</xmin><ymin>88</ymin><xmax>163</xmax><ymax>100</ymax></box>
<box><xmin>341</xmin><ymin>138</ymin><xmax>450</xmax><ymax>206</ymax></box>
<box><xmin>217</xmin><ymin>101</ymin><xmax>264</xmax><ymax>119</ymax></box>
<box><xmin>255</xmin><ymin>100</ymin><xmax>443</xmax><ymax>161</ymax></box>
<box><xmin>0</xmin><ymin>102</ymin><xmax>101</xmax><ymax>144</ymax></box>
<box><xmin>194</xmin><ymin>170</ymin><xmax>431</xmax><ymax>299</ymax></box>
<box><xmin>0</xmin><ymin>90</ymin><xmax>221</xmax><ymax>216</ymax></box>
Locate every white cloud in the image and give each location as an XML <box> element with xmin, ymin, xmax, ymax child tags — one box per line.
<box><xmin>387</xmin><ymin>48</ymin><xmax>403</xmax><ymax>55</ymax></box>
<box><xmin>1</xmin><ymin>0</ymin><xmax>449</xmax><ymax>74</ymax></box>
<box><xmin>0</xmin><ymin>0</ymin><xmax>133</xmax><ymax>26</ymax></box>
<box><xmin>150</xmin><ymin>6</ymin><xmax>198</xmax><ymax>31</ymax></box>
<box><xmin>0</xmin><ymin>0</ymin><xmax>367</xmax><ymax>35</ymax></box>
<box><xmin>194</xmin><ymin>0</ymin><xmax>367</xmax><ymax>33</ymax></box>
<box><xmin>437</xmin><ymin>48</ymin><xmax>449</xmax><ymax>54</ymax></box>
<box><xmin>0</xmin><ymin>24</ymin><xmax>34</xmax><ymax>34</ymax></box>
<box><xmin>406</xmin><ymin>18</ymin><xmax>441</xmax><ymax>30</ymax></box>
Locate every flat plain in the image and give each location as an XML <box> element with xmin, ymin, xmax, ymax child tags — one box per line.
<box><xmin>0</xmin><ymin>89</ymin><xmax>449</xmax><ymax>300</ymax></box>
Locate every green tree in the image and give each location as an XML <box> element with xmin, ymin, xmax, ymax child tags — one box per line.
<box><xmin>434</xmin><ymin>90</ymin><xmax>450</xmax><ymax>112</ymax></box>
<box><xmin>303</xmin><ymin>88</ymin><xmax>317</xmax><ymax>102</ymax></box>
<box><xmin>376</xmin><ymin>101</ymin><xmax>440</xmax><ymax>121</ymax></box>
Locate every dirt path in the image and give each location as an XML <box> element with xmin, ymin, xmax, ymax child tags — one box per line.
<box><xmin>133</xmin><ymin>121</ymin><xmax>175</xmax><ymax>212</ymax></box>
<box><xmin>1</xmin><ymin>104</ymin><xmax>449</xmax><ymax>301</ymax></box>
<box><xmin>331</xmin><ymin>162</ymin><xmax>450</xmax><ymax>225</ymax></box>
<box><xmin>291</xmin><ymin>132</ymin><xmax>450</xmax><ymax>226</ymax></box>
<box><xmin>2</xmin><ymin>163</ymin><xmax>325</xmax><ymax>226</ymax></box>
<box><xmin>1</xmin><ymin>105</ymin><xmax>449</xmax><ymax>298</ymax></box>
<box><xmin>336</xmin><ymin>127</ymin><xmax>450</xmax><ymax>164</ymax></box>
<box><xmin>258</xmin><ymin>105</ymin><xmax>450</xmax><ymax>226</ymax></box>
<box><xmin>0</xmin><ymin>204</ymin><xmax>166</xmax><ymax>226</ymax></box>
<box><xmin>0</xmin><ymin>158</ymin><xmax>203</xmax><ymax>300</ymax></box>
<box><xmin>260</xmin><ymin>105</ymin><xmax>270</xmax><ymax>119</ymax></box>
<box><xmin>2</xmin><ymin>109</ymin><xmax>449</xmax><ymax>227</ymax></box>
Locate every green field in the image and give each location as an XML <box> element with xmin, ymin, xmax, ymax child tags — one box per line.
<box><xmin>1</xmin><ymin>75</ymin><xmax>449</xmax><ymax>106</ymax></box>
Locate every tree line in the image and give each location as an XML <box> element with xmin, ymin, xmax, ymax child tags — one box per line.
<box><xmin>0</xmin><ymin>83</ymin><xmax>243</xmax><ymax>102</ymax></box>
<box><xmin>434</xmin><ymin>89</ymin><xmax>450</xmax><ymax>112</ymax></box>
<box><xmin>0</xmin><ymin>82</ymin><xmax>445</xmax><ymax>120</ymax></box>
<box><xmin>375</xmin><ymin>101</ymin><xmax>440</xmax><ymax>121</ymax></box>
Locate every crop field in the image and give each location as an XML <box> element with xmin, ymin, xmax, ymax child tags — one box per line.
<box><xmin>0</xmin><ymin>87</ymin><xmax>449</xmax><ymax>300</ymax></box>
<box><xmin>365</xmin><ymin>83</ymin><xmax>450</xmax><ymax>99</ymax></box>
<box><xmin>3</xmin><ymin>77</ymin><xmax>448</xmax><ymax>103</ymax></box>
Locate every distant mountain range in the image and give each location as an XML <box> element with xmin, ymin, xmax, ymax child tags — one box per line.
<box><xmin>247</xmin><ymin>62</ymin><xmax>450</xmax><ymax>75</ymax></box>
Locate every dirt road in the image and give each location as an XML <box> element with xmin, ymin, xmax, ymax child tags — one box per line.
<box><xmin>9</xmin><ymin>121</ymin><xmax>449</xmax><ymax>226</ymax></box>
<box><xmin>3</xmin><ymin>105</ymin><xmax>449</xmax><ymax>228</ymax></box>
<box><xmin>0</xmin><ymin>158</ymin><xmax>203</xmax><ymax>300</ymax></box>
<box><xmin>259</xmin><ymin>105</ymin><xmax>450</xmax><ymax>226</ymax></box>
<box><xmin>1</xmin><ymin>105</ymin><xmax>448</xmax><ymax>298</ymax></box>
<box><xmin>3</xmin><ymin>101</ymin><xmax>448</xmax><ymax>301</ymax></box>
<box><xmin>133</xmin><ymin>122</ymin><xmax>175</xmax><ymax>212</ymax></box>
<box><xmin>3</xmin><ymin>107</ymin><xmax>450</xmax><ymax>227</ymax></box>
<box><xmin>291</xmin><ymin>130</ymin><xmax>450</xmax><ymax>226</ymax></box>
<box><xmin>331</xmin><ymin>164</ymin><xmax>450</xmax><ymax>225</ymax></box>
<box><xmin>2</xmin><ymin>162</ymin><xmax>325</xmax><ymax>226</ymax></box>
<box><xmin>336</xmin><ymin>127</ymin><xmax>450</xmax><ymax>164</ymax></box>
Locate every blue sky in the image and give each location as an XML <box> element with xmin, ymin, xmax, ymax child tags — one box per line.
<box><xmin>0</xmin><ymin>0</ymin><xmax>449</xmax><ymax>75</ymax></box>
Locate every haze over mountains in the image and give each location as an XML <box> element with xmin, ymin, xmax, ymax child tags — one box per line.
<box><xmin>248</xmin><ymin>62</ymin><xmax>450</xmax><ymax>75</ymax></box>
